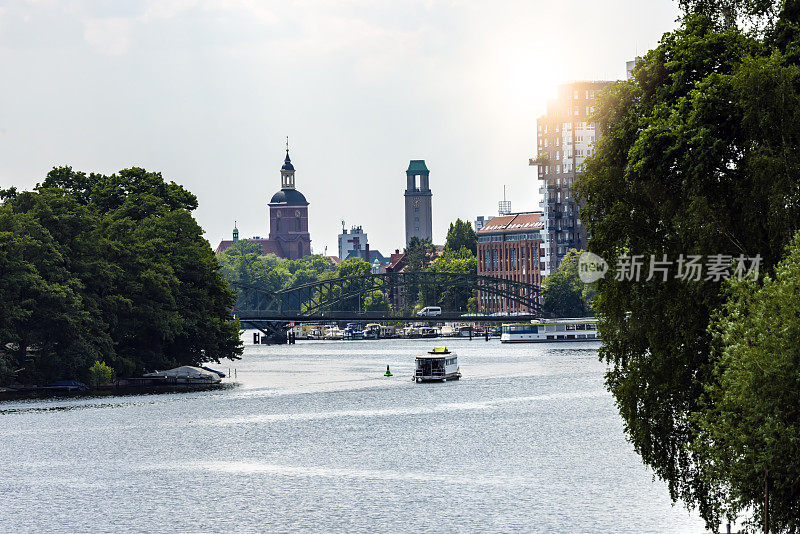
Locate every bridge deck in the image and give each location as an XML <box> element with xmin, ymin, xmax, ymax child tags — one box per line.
<box><xmin>236</xmin><ymin>313</ymin><xmax>538</xmax><ymax>323</ymax></box>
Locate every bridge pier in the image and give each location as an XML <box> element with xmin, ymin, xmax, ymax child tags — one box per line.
<box><xmin>244</xmin><ymin>321</ymin><xmax>289</xmax><ymax>345</ymax></box>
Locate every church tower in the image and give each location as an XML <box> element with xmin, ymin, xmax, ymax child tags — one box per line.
<box><xmin>404</xmin><ymin>160</ymin><xmax>433</xmax><ymax>245</ymax></box>
<box><xmin>267</xmin><ymin>144</ymin><xmax>312</xmax><ymax>259</ymax></box>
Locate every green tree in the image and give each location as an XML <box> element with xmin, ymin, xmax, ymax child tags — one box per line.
<box><xmin>0</xmin><ymin>166</ymin><xmax>243</xmax><ymax>385</ymax></box>
<box><xmin>574</xmin><ymin>9</ymin><xmax>800</xmax><ymax>528</ymax></box>
<box><xmin>405</xmin><ymin>237</ymin><xmax>436</xmax><ymax>271</ymax></box>
<box><xmin>402</xmin><ymin>237</ymin><xmax>437</xmax><ymax>313</ymax></box>
<box><xmin>88</xmin><ymin>361</ymin><xmax>116</xmax><ymax>387</ymax></box>
<box><xmin>676</xmin><ymin>0</ymin><xmax>779</xmax><ymax>29</ymax></box>
<box><xmin>421</xmin><ymin>248</ymin><xmax>477</xmax><ymax>312</ymax></box>
<box><xmin>216</xmin><ymin>243</ymin><xmax>336</xmax><ymax>311</ymax></box>
<box><xmin>694</xmin><ymin>231</ymin><xmax>800</xmax><ymax>531</ymax></box>
<box><xmin>540</xmin><ymin>249</ymin><xmax>593</xmax><ymax>318</ymax></box>
<box><xmin>0</xmin><ymin>190</ymin><xmax>115</xmax><ymax>384</ymax></box>
<box><xmin>301</xmin><ymin>258</ymin><xmax>389</xmax><ymax>313</ymax></box>
<box><xmin>444</xmin><ymin>219</ymin><xmax>477</xmax><ymax>256</ymax></box>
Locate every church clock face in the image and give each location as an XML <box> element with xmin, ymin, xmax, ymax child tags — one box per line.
<box><xmin>413</xmin><ymin>198</ymin><xmax>421</xmax><ymax>207</ymax></box>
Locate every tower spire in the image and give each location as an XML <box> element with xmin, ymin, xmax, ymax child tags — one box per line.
<box><xmin>281</xmin><ymin>139</ymin><xmax>296</xmax><ymax>189</ymax></box>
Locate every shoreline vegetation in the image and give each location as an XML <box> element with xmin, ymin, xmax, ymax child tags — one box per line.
<box><xmin>0</xmin><ymin>167</ymin><xmax>243</xmax><ymax>389</ymax></box>
<box><xmin>576</xmin><ymin>2</ymin><xmax>800</xmax><ymax>531</ymax></box>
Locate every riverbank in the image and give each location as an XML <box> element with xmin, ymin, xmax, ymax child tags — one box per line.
<box><xmin>0</xmin><ymin>382</ymin><xmax>236</xmax><ymax>402</ymax></box>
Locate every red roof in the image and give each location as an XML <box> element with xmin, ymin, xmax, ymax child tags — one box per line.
<box><xmin>388</xmin><ymin>252</ymin><xmax>406</xmax><ymax>272</ymax></box>
<box><xmin>215</xmin><ymin>239</ymin><xmax>282</xmax><ymax>256</ymax></box>
<box><xmin>477</xmin><ymin>212</ymin><xmax>544</xmax><ymax>234</ymax></box>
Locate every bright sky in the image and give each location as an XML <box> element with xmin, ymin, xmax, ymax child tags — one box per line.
<box><xmin>0</xmin><ymin>0</ymin><xmax>680</xmax><ymax>256</ymax></box>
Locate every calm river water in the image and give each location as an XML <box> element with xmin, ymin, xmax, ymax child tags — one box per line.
<box><xmin>0</xmin><ymin>336</ymin><xmax>708</xmax><ymax>533</ymax></box>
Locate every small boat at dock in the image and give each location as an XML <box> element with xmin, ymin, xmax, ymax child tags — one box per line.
<box><xmin>142</xmin><ymin>366</ymin><xmax>222</xmax><ymax>384</ymax></box>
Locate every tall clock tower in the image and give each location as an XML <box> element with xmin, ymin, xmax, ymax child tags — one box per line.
<box><xmin>404</xmin><ymin>160</ymin><xmax>433</xmax><ymax>245</ymax></box>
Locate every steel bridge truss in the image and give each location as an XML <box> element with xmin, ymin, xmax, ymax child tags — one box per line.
<box><xmin>231</xmin><ymin>271</ymin><xmax>540</xmax><ymax>319</ymax></box>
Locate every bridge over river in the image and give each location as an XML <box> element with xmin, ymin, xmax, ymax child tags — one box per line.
<box><xmin>230</xmin><ymin>271</ymin><xmax>541</xmax><ymax>343</ymax></box>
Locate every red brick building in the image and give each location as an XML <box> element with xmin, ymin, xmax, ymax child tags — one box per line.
<box><xmin>215</xmin><ymin>149</ymin><xmax>312</xmax><ymax>259</ymax></box>
<box><xmin>476</xmin><ymin>212</ymin><xmax>545</xmax><ymax>313</ymax></box>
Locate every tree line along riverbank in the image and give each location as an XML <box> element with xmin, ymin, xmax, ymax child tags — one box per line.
<box><xmin>0</xmin><ymin>167</ymin><xmax>243</xmax><ymax>388</ymax></box>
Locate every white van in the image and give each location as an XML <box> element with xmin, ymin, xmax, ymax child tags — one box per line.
<box><xmin>417</xmin><ymin>306</ymin><xmax>442</xmax><ymax>317</ymax></box>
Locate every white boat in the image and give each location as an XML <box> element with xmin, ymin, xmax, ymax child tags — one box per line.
<box><xmin>323</xmin><ymin>326</ymin><xmax>343</xmax><ymax>340</ymax></box>
<box><xmin>364</xmin><ymin>324</ymin><xmax>381</xmax><ymax>339</ymax></box>
<box><xmin>440</xmin><ymin>325</ymin><xmax>456</xmax><ymax>337</ymax></box>
<box><xmin>501</xmin><ymin>317</ymin><xmax>600</xmax><ymax>343</ymax></box>
<box><xmin>414</xmin><ymin>347</ymin><xmax>461</xmax><ymax>382</ymax></box>
<box><xmin>142</xmin><ymin>366</ymin><xmax>222</xmax><ymax>384</ymax></box>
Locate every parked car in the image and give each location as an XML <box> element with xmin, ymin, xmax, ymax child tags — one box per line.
<box><xmin>417</xmin><ymin>306</ymin><xmax>442</xmax><ymax>317</ymax></box>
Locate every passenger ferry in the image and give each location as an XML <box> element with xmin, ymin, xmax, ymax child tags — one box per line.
<box><xmin>501</xmin><ymin>317</ymin><xmax>600</xmax><ymax>343</ymax></box>
<box><xmin>414</xmin><ymin>347</ymin><xmax>461</xmax><ymax>382</ymax></box>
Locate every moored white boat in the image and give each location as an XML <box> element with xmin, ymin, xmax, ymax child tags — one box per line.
<box><xmin>501</xmin><ymin>317</ymin><xmax>600</xmax><ymax>343</ymax></box>
<box><xmin>323</xmin><ymin>326</ymin><xmax>343</xmax><ymax>340</ymax></box>
<box><xmin>142</xmin><ymin>366</ymin><xmax>222</xmax><ymax>384</ymax></box>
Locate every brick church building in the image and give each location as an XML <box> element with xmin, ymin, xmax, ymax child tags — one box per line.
<box><xmin>215</xmin><ymin>148</ymin><xmax>312</xmax><ymax>259</ymax></box>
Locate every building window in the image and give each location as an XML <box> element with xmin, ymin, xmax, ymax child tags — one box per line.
<box><xmin>414</xmin><ymin>207</ymin><xmax>419</xmax><ymax>212</ymax></box>
<box><xmin>298</xmin><ymin>242</ymin><xmax>303</xmax><ymax>257</ymax></box>
<box><xmin>295</xmin><ymin>217</ymin><xmax>301</xmax><ymax>231</ymax></box>
<box><xmin>276</xmin><ymin>218</ymin><xmax>281</xmax><ymax>232</ymax></box>
<box><xmin>415</xmin><ymin>227</ymin><xmax>419</xmax><ymax>231</ymax></box>
<box><xmin>492</xmin><ymin>250</ymin><xmax>499</xmax><ymax>270</ymax></box>
<box><xmin>510</xmin><ymin>249</ymin><xmax>517</xmax><ymax>269</ymax></box>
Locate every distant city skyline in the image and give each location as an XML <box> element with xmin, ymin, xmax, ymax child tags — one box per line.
<box><xmin>0</xmin><ymin>0</ymin><xmax>681</xmax><ymax>255</ymax></box>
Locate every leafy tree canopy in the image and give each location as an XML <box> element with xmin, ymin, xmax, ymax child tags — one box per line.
<box><xmin>575</xmin><ymin>7</ymin><xmax>800</xmax><ymax>529</ymax></box>
<box><xmin>420</xmin><ymin>247</ymin><xmax>477</xmax><ymax>312</ymax></box>
<box><xmin>540</xmin><ymin>249</ymin><xmax>594</xmax><ymax>318</ymax></box>
<box><xmin>444</xmin><ymin>218</ymin><xmax>477</xmax><ymax>256</ymax></box>
<box><xmin>404</xmin><ymin>237</ymin><xmax>437</xmax><ymax>272</ymax></box>
<box><xmin>694</xmin><ymin>231</ymin><xmax>800</xmax><ymax>531</ymax></box>
<box><xmin>0</xmin><ymin>167</ymin><xmax>242</xmax><ymax>386</ymax></box>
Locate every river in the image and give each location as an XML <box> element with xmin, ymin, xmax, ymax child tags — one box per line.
<box><xmin>0</xmin><ymin>336</ymin><xmax>708</xmax><ymax>533</ymax></box>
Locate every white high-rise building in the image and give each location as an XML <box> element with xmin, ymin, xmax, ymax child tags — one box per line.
<box><xmin>338</xmin><ymin>223</ymin><xmax>368</xmax><ymax>260</ymax></box>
